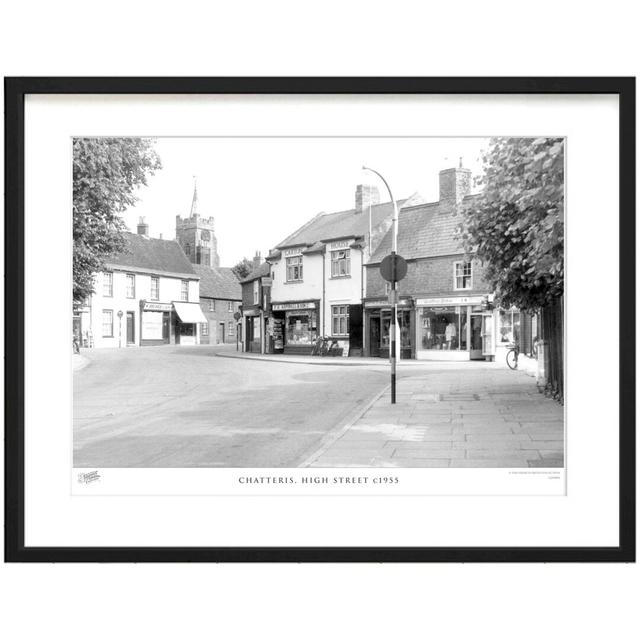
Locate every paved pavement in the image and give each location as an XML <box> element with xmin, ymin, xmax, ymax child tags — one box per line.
<box><xmin>303</xmin><ymin>367</ymin><xmax>564</xmax><ymax>468</ymax></box>
<box><xmin>74</xmin><ymin>344</ymin><xmax>563</xmax><ymax>469</ymax></box>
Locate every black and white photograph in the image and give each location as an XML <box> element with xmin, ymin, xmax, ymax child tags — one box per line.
<box><xmin>72</xmin><ymin>135</ymin><xmax>565</xmax><ymax>471</ymax></box>
<box><xmin>7</xmin><ymin>78</ymin><xmax>632</xmax><ymax>563</ymax></box>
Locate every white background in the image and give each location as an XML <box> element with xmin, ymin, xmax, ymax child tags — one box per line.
<box><xmin>1</xmin><ymin>1</ymin><xmax>638</xmax><ymax>639</ymax></box>
<box><xmin>26</xmin><ymin>94</ymin><xmax>606</xmax><ymax>547</ymax></box>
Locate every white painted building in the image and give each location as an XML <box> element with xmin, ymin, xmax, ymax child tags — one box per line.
<box><xmin>265</xmin><ymin>185</ymin><xmax>423</xmax><ymax>355</ymax></box>
<box><xmin>77</xmin><ymin>221</ymin><xmax>207</xmax><ymax>349</ymax></box>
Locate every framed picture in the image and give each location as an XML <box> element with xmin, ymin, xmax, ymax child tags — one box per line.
<box><xmin>4</xmin><ymin>77</ymin><xmax>635</xmax><ymax>562</ymax></box>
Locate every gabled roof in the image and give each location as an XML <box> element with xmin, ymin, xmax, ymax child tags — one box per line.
<box><xmin>239</xmin><ymin>261</ymin><xmax>271</xmax><ymax>284</ymax></box>
<box><xmin>275</xmin><ymin>199</ymin><xmax>408</xmax><ymax>249</ymax></box>
<box><xmin>193</xmin><ymin>264</ymin><xmax>242</xmax><ymax>300</ymax></box>
<box><xmin>368</xmin><ymin>195</ymin><xmax>478</xmax><ymax>263</ymax></box>
<box><xmin>106</xmin><ymin>232</ymin><xmax>196</xmax><ymax>276</ymax></box>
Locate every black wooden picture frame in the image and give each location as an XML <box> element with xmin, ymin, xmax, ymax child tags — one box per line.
<box><xmin>4</xmin><ymin>77</ymin><xmax>635</xmax><ymax>562</ymax></box>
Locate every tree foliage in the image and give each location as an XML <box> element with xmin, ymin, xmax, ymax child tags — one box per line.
<box><xmin>231</xmin><ymin>257</ymin><xmax>255</xmax><ymax>280</ymax></box>
<box><xmin>73</xmin><ymin>138</ymin><xmax>161</xmax><ymax>304</ymax></box>
<box><xmin>458</xmin><ymin>137</ymin><xmax>564</xmax><ymax>312</ymax></box>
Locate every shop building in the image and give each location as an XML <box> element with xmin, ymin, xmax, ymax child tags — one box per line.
<box><xmin>239</xmin><ymin>258</ymin><xmax>272</xmax><ymax>353</ymax></box>
<box><xmin>365</xmin><ymin>165</ymin><xmax>534</xmax><ymax>361</ymax></box>
<box><xmin>80</xmin><ymin>220</ymin><xmax>207</xmax><ymax>348</ymax></box>
<box><xmin>193</xmin><ymin>264</ymin><xmax>241</xmax><ymax>344</ymax></box>
<box><xmin>266</xmin><ymin>185</ymin><xmax>424</xmax><ymax>355</ymax></box>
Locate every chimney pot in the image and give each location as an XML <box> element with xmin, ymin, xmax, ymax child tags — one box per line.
<box><xmin>137</xmin><ymin>216</ymin><xmax>149</xmax><ymax>236</ymax></box>
<box><xmin>439</xmin><ymin>166</ymin><xmax>471</xmax><ymax>205</ymax></box>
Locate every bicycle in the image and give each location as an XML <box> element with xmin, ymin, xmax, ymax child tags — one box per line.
<box><xmin>506</xmin><ymin>343</ymin><xmax>519</xmax><ymax>370</ymax></box>
<box><xmin>311</xmin><ymin>336</ymin><xmax>342</xmax><ymax>357</ymax></box>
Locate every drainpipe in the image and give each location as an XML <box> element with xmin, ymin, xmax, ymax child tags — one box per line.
<box><xmin>322</xmin><ymin>248</ymin><xmax>326</xmax><ymax>337</ymax></box>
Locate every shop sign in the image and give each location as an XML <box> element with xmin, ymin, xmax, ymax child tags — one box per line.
<box><xmin>416</xmin><ymin>296</ymin><xmax>485</xmax><ymax>307</ymax></box>
<box><xmin>272</xmin><ymin>302</ymin><xmax>316</xmax><ymax>311</ymax></box>
<box><xmin>142</xmin><ymin>301</ymin><xmax>172</xmax><ymax>312</ymax></box>
<box><xmin>365</xmin><ymin>299</ymin><xmax>411</xmax><ymax>308</ymax></box>
<box><xmin>283</xmin><ymin>248</ymin><xmax>303</xmax><ymax>257</ymax></box>
<box><xmin>329</xmin><ymin>240</ymin><xmax>350</xmax><ymax>249</ymax></box>
<box><xmin>261</xmin><ymin>277</ymin><xmax>272</xmax><ymax>286</ymax></box>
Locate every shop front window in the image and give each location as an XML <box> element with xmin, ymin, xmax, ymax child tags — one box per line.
<box><xmin>285</xmin><ymin>311</ymin><xmax>317</xmax><ymax>345</ymax></box>
<box><xmin>419</xmin><ymin>306</ymin><xmax>467</xmax><ymax>351</ymax></box>
<box><xmin>499</xmin><ymin>309</ymin><xmax>521</xmax><ymax>345</ymax></box>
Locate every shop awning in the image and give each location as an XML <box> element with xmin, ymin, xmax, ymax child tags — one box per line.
<box><xmin>173</xmin><ymin>302</ymin><xmax>208</xmax><ymax>324</ymax></box>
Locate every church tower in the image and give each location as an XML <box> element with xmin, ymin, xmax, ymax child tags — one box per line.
<box><xmin>175</xmin><ymin>179</ymin><xmax>220</xmax><ymax>268</ymax></box>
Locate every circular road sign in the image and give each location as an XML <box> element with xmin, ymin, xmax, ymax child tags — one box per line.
<box><xmin>233</xmin><ymin>311</ymin><xmax>242</xmax><ymax>321</ymax></box>
<box><xmin>380</xmin><ymin>253</ymin><xmax>408</xmax><ymax>282</ymax></box>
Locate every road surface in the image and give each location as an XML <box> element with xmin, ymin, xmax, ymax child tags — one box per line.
<box><xmin>74</xmin><ymin>345</ymin><xmax>389</xmax><ymax>467</ymax></box>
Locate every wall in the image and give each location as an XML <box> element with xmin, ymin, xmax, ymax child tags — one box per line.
<box><xmin>270</xmin><ymin>251</ymin><xmax>324</xmax><ymax>325</ymax></box>
<box><xmin>271</xmin><ymin>244</ymin><xmax>366</xmax><ymax>339</ymax></box>
<box><xmin>366</xmin><ymin>255</ymin><xmax>491</xmax><ymax>299</ymax></box>
<box><xmin>87</xmin><ymin>270</ymin><xmax>199</xmax><ymax>348</ymax></box>
<box><xmin>322</xmin><ymin>244</ymin><xmax>364</xmax><ymax>338</ymax></box>
<box><xmin>199</xmin><ymin>297</ymin><xmax>241</xmax><ymax>344</ymax></box>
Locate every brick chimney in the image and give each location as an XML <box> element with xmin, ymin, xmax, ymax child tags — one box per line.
<box><xmin>355</xmin><ymin>184</ymin><xmax>380</xmax><ymax>214</ymax></box>
<box><xmin>137</xmin><ymin>216</ymin><xmax>149</xmax><ymax>236</ymax></box>
<box><xmin>253</xmin><ymin>251</ymin><xmax>262</xmax><ymax>269</ymax></box>
<box><xmin>439</xmin><ymin>163</ymin><xmax>472</xmax><ymax>209</ymax></box>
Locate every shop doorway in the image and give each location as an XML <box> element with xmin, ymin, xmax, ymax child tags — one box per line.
<box><xmin>470</xmin><ymin>314</ymin><xmax>484</xmax><ymax>359</ymax></box>
<box><xmin>368</xmin><ymin>310</ymin><xmax>412</xmax><ymax>359</ymax></box>
<box><xmin>218</xmin><ymin>322</ymin><xmax>225</xmax><ymax>344</ymax></box>
<box><xmin>126</xmin><ymin>311</ymin><xmax>135</xmax><ymax>345</ymax></box>
<box><xmin>369</xmin><ymin>316</ymin><xmax>381</xmax><ymax>357</ymax></box>
<box><xmin>162</xmin><ymin>313</ymin><xmax>170</xmax><ymax>343</ymax></box>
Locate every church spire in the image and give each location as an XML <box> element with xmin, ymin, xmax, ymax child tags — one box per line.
<box><xmin>190</xmin><ymin>176</ymin><xmax>199</xmax><ymax>217</ymax></box>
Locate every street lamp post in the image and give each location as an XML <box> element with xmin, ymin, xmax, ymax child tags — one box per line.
<box><xmin>363</xmin><ymin>166</ymin><xmax>399</xmax><ymax>404</ymax></box>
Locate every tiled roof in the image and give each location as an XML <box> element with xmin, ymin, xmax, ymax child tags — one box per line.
<box><xmin>276</xmin><ymin>199</ymin><xmax>408</xmax><ymax>249</ymax></box>
<box><xmin>369</xmin><ymin>196</ymin><xmax>474</xmax><ymax>263</ymax></box>
<box><xmin>106</xmin><ymin>232</ymin><xmax>196</xmax><ymax>276</ymax></box>
<box><xmin>193</xmin><ymin>264</ymin><xmax>242</xmax><ymax>300</ymax></box>
<box><xmin>239</xmin><ymin>261</ymin><xmax>271</xmax><ymax>284</ymax></box>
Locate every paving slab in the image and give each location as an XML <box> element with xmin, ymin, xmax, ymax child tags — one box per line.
<box><xmin>304</xmin><ymin>366</ymin><xmax>564</xmax><ymax>468</ymax></box>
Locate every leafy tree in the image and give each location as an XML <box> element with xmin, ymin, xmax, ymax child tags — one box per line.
<box><xmin>73</xmin><ymin>138</ymin><xmax>161</xmax><ymax>305</ymax></box>
<box><xmin>231</xmin><ymin>257</ymin><xmax>255</xmax><ymax>280</ymax></box>
<box><xmin>458</xmin><ymin>137</ymin><xmax>564</xmax><ymax>312</ymax></box>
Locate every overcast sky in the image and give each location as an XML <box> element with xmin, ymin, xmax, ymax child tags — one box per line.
<box><xmin>122</xmin><ymin>137</ymin><xmax>490</xmax><ymax>267</ymax></box>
